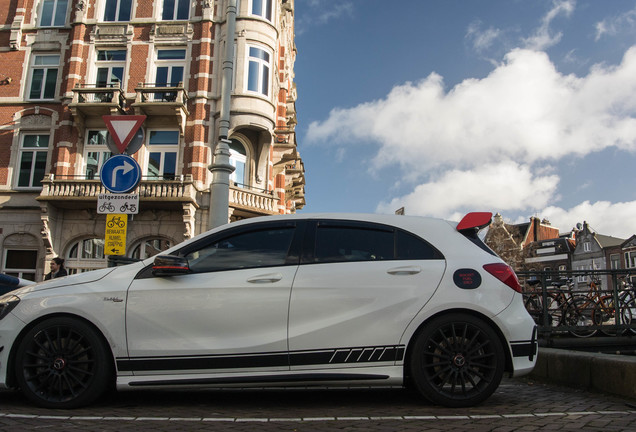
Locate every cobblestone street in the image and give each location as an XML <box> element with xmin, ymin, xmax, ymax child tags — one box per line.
<box><xmin>1</xmin><ymin>377</ymin><xmax>635</xmax><ymax>431</ymax></box>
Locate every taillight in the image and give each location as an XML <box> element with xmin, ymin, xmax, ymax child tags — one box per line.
<box><xmin>483</xmin><ymin>263</ymin><xmax>522</xmax><ymax>293</ymax></box>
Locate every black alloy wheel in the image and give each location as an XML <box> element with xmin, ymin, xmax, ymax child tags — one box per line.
<box><xmin>14</xmin><ymin>317</ymin><xmax>112</xmax><ymax>409</ymax></box>
<box><xmin>410</xmin><ymin>313</ymin><xmax>505</xmax><ymax>407</ymax></box>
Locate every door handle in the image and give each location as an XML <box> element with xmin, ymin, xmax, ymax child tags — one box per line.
<box><xmin>247</xmin><ymin>273</ymin><xmax>283</xmax><ymax>283</ymax></box>
<box><xmin>387</xmin><ymin>266</ymin><xmax>421</xmax><ymax>276</ymax></box>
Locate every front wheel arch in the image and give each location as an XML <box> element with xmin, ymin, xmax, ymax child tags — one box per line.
<box><xmin>7</xmin><ymin>313</ymin><xmax>116</xmax><ymax>393</ymax></box>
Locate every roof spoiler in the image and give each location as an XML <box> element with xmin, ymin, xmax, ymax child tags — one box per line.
<box><xmin>456</xmin><ymin>212</ymin><xmax>493</xmax><ymax>234</ymax></box>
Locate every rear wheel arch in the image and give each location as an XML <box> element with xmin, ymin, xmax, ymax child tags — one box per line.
<box><xmin>404</xmin><ymin>309</ymin><xmax>513</xmax><ymax>382</ymax></box>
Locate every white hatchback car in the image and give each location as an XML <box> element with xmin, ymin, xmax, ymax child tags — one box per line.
<box><xmin>0</xmin><ymin>212</ymin><xmax>537</xmax><ymax>409</ymax></box>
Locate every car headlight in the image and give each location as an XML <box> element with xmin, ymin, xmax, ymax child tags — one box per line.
<box><xmin>0</xmin><ymin>295</ymin><xmax>20</xmax><ymax>321</ymax></box>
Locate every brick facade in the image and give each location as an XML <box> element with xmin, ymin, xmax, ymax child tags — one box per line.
<box><xmin>0</xmin><ymin>0</ymin><xmax>305</xmax><ymax>280</ymax></box>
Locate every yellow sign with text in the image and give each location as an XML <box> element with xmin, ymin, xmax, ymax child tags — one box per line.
<box><xmin>105</xmin><ymin>214</ymin><xmax>127</xmax><ymax>255</ymax></box>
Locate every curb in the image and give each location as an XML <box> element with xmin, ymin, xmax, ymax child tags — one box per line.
<box><xmin>529</xmin><ymin>347</ymin><xmax>636</xmax><ymax>400</ymax></box>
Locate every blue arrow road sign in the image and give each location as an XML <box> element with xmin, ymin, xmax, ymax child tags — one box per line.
<box><xmin>100</xmin><ymin>154</ymin><xmax>142</xmax><ymax>194</ymax></box>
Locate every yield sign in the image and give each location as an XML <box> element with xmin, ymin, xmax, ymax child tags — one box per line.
<box><xmin>102</xmin><ymin>115</ymin><xmax>146</xmax><ymax>153</ymax></box>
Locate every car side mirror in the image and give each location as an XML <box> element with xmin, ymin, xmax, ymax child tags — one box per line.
<box><xmin>152</xmin><ymin>255</ymin><xmax>191</xmax><ymax>277</ymax></box>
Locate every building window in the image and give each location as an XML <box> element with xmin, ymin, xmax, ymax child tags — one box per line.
<box><xmin>67</xmin><ymin>238</ymin><xmax>106</xmax><ymax>274</ymax></box>
<box><xmin>17</xmin><ymin>134</ymin><xmax>49</xmax><ymax>189</ymax></box>
<box><xmin>583</xmin><ymin>241</ymin><xmax>591</xmax><ymax>252</ymax></box>
<box><xmin>104</xmin><ymin>0</ymin><xmax>132</xmax><ymax>22</ymax></box>
<box><xmin>84</xmin><ymin>131</ymin><xmax>112</xmax><ymax>180</ymax></box>
<box><xmin>154</xmin><ymin>49</ymin><xmax>186</xmax><ymax>101</ymax></box>
<box><xmin>39</xmin><ymin>0</ymin><xmax>68</xmax><ymax>27</ymax></box>
<box><xmin>29</xmin><ymin>55</ymin><xmax>59</xmax><ymax>100</ymax></box>
<box><xmin>625</xmin><ymin>251</ymin><xmax>636</xmax><ymax>269</ymax></box>
<box><xmin>610</xmin><ymin>254</ymin><xmax>620</xmax><ymax>270</ymax></box>
<box><xmin>2</xmin><ymin>249</ymin><xmax>38</xmax><ymax>281</ymax></box>
<box><xmin>162</xmin><ymin>0</ymin><xmax>189</xmax><ymax>20</ymax></box>
<box><xmin>131</xmin><ymin>238</ymin><xmax>172</xmax><ymax>259</ymax></box>
<box><xmin>96</xmin><ymin>50</ymin><xmax>126</xmax><ymax>88</ymax></box>
<box><xmin>146</xmin><ymin>131</ymin><xmax>178</xmax><ymax>180</ymax></box>
<box><xmin>250</xmin><ymin>0</ymin><xmax>272</xmax><ymax>21</ymax></box>
<box><xmin>229</xmin><ymin>139</ymin><xmax>247</xmax><ymax>186</ymax></box>
<box><xmin>246</xmin><ymin>46</ymin><xmax>270</xmax><ymax>96</ymax></box>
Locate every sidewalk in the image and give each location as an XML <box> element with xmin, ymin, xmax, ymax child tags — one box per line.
<box><xmin>530</xmin><ymin>347</ymin><xmax>636</xmax><ymax>400</ymax></box>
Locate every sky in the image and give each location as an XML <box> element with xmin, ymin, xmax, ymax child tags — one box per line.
<box><xmin>292</xmin><ymin>0</ymin><xmax>636</xmax><ymax>239</ymax></box>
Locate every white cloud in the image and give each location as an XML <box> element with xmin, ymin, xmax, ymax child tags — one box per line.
<box><xmin>306</xmin><ymin>47</ymin><xmax>636</xmax><ymax>173</ymax></box>
<box><xmin>540</xmin><ymin>201</ymin><xmax>636</xmax><ymax>239</ymax></box>
<box><xmin>376</xmin><ymin>162</ymin><xmax>559</xmax><ymax>218</ymax></box>
<box><xmin>522</xmin><ymin>0</ymin><xmax>576</xmax><ymax>51</ymax></box>
<box><xmin>466</xmin><ymin>21</ymin><xmax>502</xmax><ymax>53</ymax></box>
<box><xmin>595</xmin><ymin>6</ymin><xmax>636</xmax><ymax>41</ymax></box>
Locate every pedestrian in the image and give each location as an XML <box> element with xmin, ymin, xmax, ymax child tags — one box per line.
<box><xmin>44</xmin><ymin>257</ymin><xmax>68</xmax><ymax>280</ymax></box>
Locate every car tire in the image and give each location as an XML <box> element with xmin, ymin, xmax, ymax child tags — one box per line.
<box><xmin>409</xmin><ymin>313</ymin><xmax>505</xmax><ymax>407</ymax></box>
<box><xmin>14</xmin><ymin>316</ymin><xmax>113</xmax><ymax>409</ymax></box>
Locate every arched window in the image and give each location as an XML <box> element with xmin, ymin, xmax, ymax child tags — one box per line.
<box><xmin>229</xmin><ymin>139</ymin><xmax>247</xmax><ymax>186</ymax></box>
<box><xmin>66</xmin><ymin>238</ymin><xmax>106</xmax><ymax>274</ymax></box>
<box><xmin>131</xmin><ymin>238</ymin><xmax>172</xmax><ymax>260</ymax></box>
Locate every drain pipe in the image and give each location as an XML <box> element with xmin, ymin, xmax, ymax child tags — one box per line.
<box><xmin>208</xmin><ymin>0</ymin><xmax>237</xmax><ymax>229</ymax></box>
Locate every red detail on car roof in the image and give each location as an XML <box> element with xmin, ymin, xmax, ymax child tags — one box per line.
<box><xmin>456</xmin><ymin>212</ymin><xmax>493</xmax><ymax>232</ymax></box>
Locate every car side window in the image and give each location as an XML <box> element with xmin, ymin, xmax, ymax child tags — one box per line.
<box><xmin>315</xmin><ymin>225</ymin><xmax>394</xmax><ymax>263</ymax></box>
<box><xmin>185</xmin><ymin>226</ymin><xmax>296</xmax><ymax>273</ymax></box>
<box><xmin>396</xmin><ymin>229</ymin><xmax>444</xmax><ymax>260</ymax></box>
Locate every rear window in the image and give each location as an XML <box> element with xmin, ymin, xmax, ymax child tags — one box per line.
<box><xmin>312</xmin><ymin>221</ymin><xmax>444</xmax><ymax>263</ymax></box>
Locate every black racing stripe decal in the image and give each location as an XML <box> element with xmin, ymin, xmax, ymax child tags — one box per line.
<box><xmin>117</xmin><ymin>345</ymin><xmax>406</xmax><ymax>372</ymax></box>
<box><xmin>128</xmin><ymin>373</ymin><xmax>391</xmax><ymax>387</ymax></box>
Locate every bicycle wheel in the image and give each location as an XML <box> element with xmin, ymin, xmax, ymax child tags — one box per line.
<box><xmin>598</xmin><ymin>294</ymin><xmax>620</xmax><ymax>336</ymax></box>
<box><xmin>545</xmin><ymin>294</ymin><xmax>564</xmax><ymax>327</ymax></box>
<box><xmin>620</xmin><ymin>292</ymin><xmax>636</xmax><ymax>335</ymax></box>
<box><xmin>563</xmin><ymin>297</ymin><xmax>597</xmax><ymax>338</ymax></box>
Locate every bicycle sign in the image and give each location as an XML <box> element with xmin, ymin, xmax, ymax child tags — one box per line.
<box><xmin>97</xmin><ymin>193</ymin><xmax>139</xmax><ymax>214</ymax></box>
<box><xmin>105</xmin><ymin>214</ymin><xmax>127</xmax><ymax>256</ymax></box>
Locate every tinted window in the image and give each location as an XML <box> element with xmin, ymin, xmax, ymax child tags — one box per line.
<box><xmin>185</xmin><ymin>227</ymin><xmax>295</xmax><ymax>273</ymax></box>
<box><xmin>315</xmin><ymin>225</ymin><xmax>394</xmax><ymax>263</ymax></box>
<box><xmin>396</xmin><ymin>230</ymin><xmax>443</xmax><ymax>260</ymax></box>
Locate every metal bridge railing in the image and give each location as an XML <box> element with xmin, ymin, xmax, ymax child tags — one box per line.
<box><xmin>517</xmin><ymin>270</ymin><xmax>636</xmax><ymax>341</ymax></box>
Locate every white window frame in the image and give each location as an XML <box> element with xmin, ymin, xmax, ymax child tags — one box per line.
<box><xmin>625</xmin><ymin>251</ymin><xmax>636</xmax><ymax>269</ymax></box>
<box><xmin>16</xmin><ymin>134</ymin><xmax>49</xmax><ymax>189</ymax></box>
<box><xmin>145</xmin><ymin>130</ymin><xmax>180</xmax><ymax>180</ymax></box>
<box><xmin>229</xmin><ymin>139</ymin><xmax>248</xmax><ymax>186</ymax></box>
<box><xmin>161</xmin><ymin>0</ymin><xmax>190</xmax><ymax>20</ymax></box>
<box><xmin>66</xmin><ymin>238</ymin><xmax>107</xmax><ymax>274</ymax></box>
<box><xmin>583</xmin><ymin>241</ymin><xmax>591</xmax><ymax>252</ymax></box>
<box><xmin>250</xmin><ymin>0</ymin><xmax>273</xmax><ymax>21</ymax></box>
<box><xmin>94</xmin><ymin>49</ymin><xmax>127</xmax><ymax>89</ymax></box>
<box><xmin>39</xmin><ymin>0</ymin><xmax>68</xmax><ymax>27</ymax></box>
<box><xmin>153</xmin><ymin>49</ymin><xmax>186</xmax><ymax>100</ymax></box>
<box><xmin>245</xmin><ymin>45</ymin><xmax>271</xmax><ymax>97</ymax></box>
<box><xmin>28</xmin><ymin>54</ymin><xmax>60</xmax><ymax>100</ymax></box>
<box><xmin>83</xmin><ymin>130</ymin><xmax>112</xmax><ymax>180</ymax></box>
<box><xmin>2</xmin><ymin>249</ymin><xmax>38</xmax><ymax>281</ymax></box>
<box><xmin>102</xmin><ymin>0</ymin><xmax>132</xmax><ymax>22</ymax></box>
<box><xmin>130</xmin><ymin>238</ymin><xmax>172</xmax><ymax>259</ymax></box>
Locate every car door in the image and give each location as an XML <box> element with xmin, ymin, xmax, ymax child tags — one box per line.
<box><xmin>124</xmin><ymin>221</ymin><xmax>301</xmax><ymax>375</ymax></box>
<box><xmin>288</xmin><ymin>220</ymin><xmax>446</xmax><ymax>370</ymax></box>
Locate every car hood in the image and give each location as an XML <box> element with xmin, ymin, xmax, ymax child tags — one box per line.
<box><xmin>8</xmin><ymin>267</ymin><xmax>119</xmax><ymax>297</ymax></box>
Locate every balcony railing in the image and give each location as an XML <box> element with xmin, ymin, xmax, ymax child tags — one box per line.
<box><xmin>70</xmin><ymin>84</ymin><xmax>125</xmax><ymax>113</ymax></box>
<box><xmin>38</xmin><ymin>174</ymin><xmax>198</xmax><ymax>204</ymax></box>
<box><xmin>229</xmin><ymin>183</ymin><xmax>277</xmax><ymax>214</ymax></box>
<box><xmin>37</xmin><ymin>175</ymin><xmax>280</xmax><ymax>215</ymax></box>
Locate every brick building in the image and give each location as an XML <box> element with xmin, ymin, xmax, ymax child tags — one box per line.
<box><xmin>484</xmin><ymin>213</ymin><xmax>559</xmax><ymax>272</ymax></box>
<box><xmin>0</xmin><ymin>0</ymin><xmax>305</xmax><ymax>280</ymax></box>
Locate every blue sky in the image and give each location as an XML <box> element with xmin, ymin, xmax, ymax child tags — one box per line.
<box><xmin>293</xmin><ymin>0</ymin><xmax>636</xmax><ymax>238</ymax></box>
